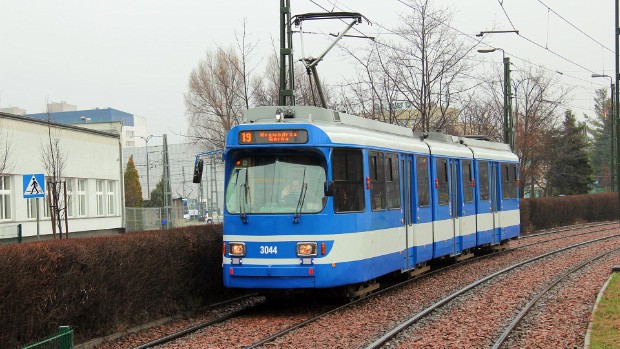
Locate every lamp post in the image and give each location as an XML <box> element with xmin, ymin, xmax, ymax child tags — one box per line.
<box><xmin>478</xmin><ymin>47</ymin><xmax>514</xmax><ymax>151</ymax></box>
<box><xmin>135</xmin><ymin>135</ymin><xmax>162</xmax><ymax>199</ymax></box>
<box><xmin>591</xmin><ymin>73</ymin><xmax>615</xmax><ymax>192</ymax></box>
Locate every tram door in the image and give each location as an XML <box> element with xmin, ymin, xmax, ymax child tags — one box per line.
<box><xmin>490</xmin><ymin>162</ymin><xmax>501</xmax><ymax>244</ymax></box>
<box><xmin>450</xmin><ymin>160</ymin><xmax>461</xmax><ymax>256</ymax></box>
<box><xmin>401</xmin><ymin>155</ymin><xmax>414</xmax><ymax>271</ymax></box>
<box><xmin>434</xmin><ymin>158</ymin><xmax>459</xmax><ymax>258</ymax></box>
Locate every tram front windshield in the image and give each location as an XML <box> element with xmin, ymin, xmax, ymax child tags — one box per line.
<box><xmin>225</xmin><ymin>155</ymin><xmax>326</xmax><ymax>214</ymax></box>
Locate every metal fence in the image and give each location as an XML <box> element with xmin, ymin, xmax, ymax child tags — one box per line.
<box><xmin>124</xmin><ymin>207</ymin><xmax>163</xmax><ymax>232</ymax></box>
<box><xmin>22</xmin><ymin>326</ymin><xmax>73</xmax><ymax>349</ymax></box>
<box><xmin>0</xmin><ymin>223</ymin><xmax>22</xmax><ymax>243</ymax></box>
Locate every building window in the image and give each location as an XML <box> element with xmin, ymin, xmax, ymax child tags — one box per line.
<box><xmin>96</xmin><ymin>180</ymin><xmax>105</xmax><ymax>216</ymax></box>
<box><xmin>65</xmin><ymin>179</ymin><xmax>74</xmax><ymax>218</ymax></box>
<box><xmin>26</xmin><ymin>198</ymin><xmax>38</xmax><ymax>219</ymax></box>
<box><xmin>78</xmin><ymin>179</ymin><xmax>87</xmax><ymax>217</ymax></box>
<box><xmin>126</xmin><ymin>130</ymin><xmax>134</xmax><ymax>138</ymax></box>
<box><xmin>0</xmin><ymin>176</ymin><xmax>11</xmax><ymax>220</ymax></box>
<box><xmin>126</xmin><ymin>140</ymin><xmax>135</xmax><ymax>147</ymax></box>
<box><xmin>107</xmin><ymin>180</ymin><xmax>115</xmax><ymax>215</ymax></box>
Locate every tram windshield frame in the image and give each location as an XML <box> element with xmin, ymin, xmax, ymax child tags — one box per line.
<box><xmin>225</xmin><ymin>154</ymin><xmax>327</xmax><ymax>214</ymax></box>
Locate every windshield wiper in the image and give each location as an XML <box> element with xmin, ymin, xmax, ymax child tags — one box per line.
<box><xmin>239</xmin><ymin>171</ymin><xmax>249</xmax><ymax>224</ymax></box>
<box><xmin>293</xmin><ymin>169</ymin><xmax>308</xmax><ymax>223</ymax></box>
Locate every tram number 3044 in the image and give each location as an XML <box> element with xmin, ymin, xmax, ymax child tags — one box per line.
<box><xmin>260</xmin><ymin>246</ymin><xmax>278</xmax><ymax>254</ymax></box>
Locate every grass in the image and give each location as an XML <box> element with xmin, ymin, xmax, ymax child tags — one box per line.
<box><xmin>590</xmin><ymin>272</ymin><xmax>620</xmax><ymax>349</ymax></box>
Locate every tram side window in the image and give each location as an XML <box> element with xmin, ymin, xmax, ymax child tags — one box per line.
<box><xmin>332</xmin><ymin>149</ymin><xmax>364</xmax><ymax>212</ymax></box>
<box><xmin>463</xmin><ymin>160</ymin><xmax>474</xmax><ymax>203</ymax></box>
<box><xmin>417</xmin><ymin>157</ymin><xmax>430</xmax><ymax>207</ymax></box>
<box><xmin>369</xmin><ymin>151</ymin><xmax>386</xmax><ymax>210</ymax></box>
<box><xmin>386</xmin><ymin>153</ymin><xmax>401</xmax><ymax>209</ymax></box>
<box><xmin>502</xmin><ymin>164</ymin><xmax>510</xmax><ymax>199</ymax></box>
<box><xmin>502</xmin><ymin>163</ymin><xmax>518</xmax><ymax>199</ymax></box>
<box><xmin>437</xmin><ymin>158</ymin><xmax>450</xmax><ymax>205</ymax></box>
<box><xmin>509</xmin><ymin>164</ymin><xmax>518</xmax><ymax>198</ymax></box>
<box><xmin>510</xmin><ymin>164</ymin><xmax>519</xmax><ymax>199</ymax></box>
<box><xmin>478</xmin><ymin>161</ymin><xmax>490</xmax><ymax>201</ymax></box>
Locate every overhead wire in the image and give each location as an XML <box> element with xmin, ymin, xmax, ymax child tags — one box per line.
<box><xmin>308</xmin><ymin>0</ymin><xmax>606</xmax><ymax>115</ymax></box>
<box><xmin>535</xmin><ymin>0</ymin><xmax>614</xmax><ymax>53</ymax></box>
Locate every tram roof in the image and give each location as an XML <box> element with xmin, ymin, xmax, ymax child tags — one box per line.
<box><xmin>242</xmin><ymin>106</ymin><xmax>516</xmax><ymax>161</ymax></box>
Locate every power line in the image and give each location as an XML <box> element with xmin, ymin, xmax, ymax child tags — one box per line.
<box><xmin>497</xmin><ymin>0</ymin><xmax>518</xmax><ymax>32</ymax></box>
<box><xmin>494</xmin><ymin>0</ymin><xmax>599</xmax><ymax>74</ymax></box>
<box><xmin>535</xmin><ymin>0</ymin><xmax>614</xmax><ymax>53</ymax></box>
<box><xmin>309</xmin><ymin>0</ymin><xmax>603</xmax><ymax>114</ymax></box>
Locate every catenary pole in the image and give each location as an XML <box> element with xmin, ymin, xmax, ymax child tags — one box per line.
<box><xmin>616</xmin><ymin>0</ymin><xmax>620</xmax><ymax>220</ymax></box>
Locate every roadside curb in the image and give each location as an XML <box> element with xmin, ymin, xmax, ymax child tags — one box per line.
<box><xmin>583</xmin><ymin>266</ymin><xmax>619</xmax><ymax>349</ymax></box>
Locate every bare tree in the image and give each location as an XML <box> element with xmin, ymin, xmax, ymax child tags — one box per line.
<box><xmin>505</xmin><ymin>67</ymin><xmax>569</xmax><ymax>197</ymax></box>
<box><xmin>336</xmin><ymin>41</ymin><xmax>403</xmax><ymax>124</ymax></box>
<box><xmin>185</xmin><ymin>47</ymin><xmax>247</xmax><ymax>150</ymax></box>
<box><xmin>185</xmin><ymin>21</ymin><xmax>266</xmax><ymax>150</ymax></box>
<box><xmin>0</xmin><ymin>119</ymin><xmax>14</xmax><ymax>175</ymax></box>
<box><xmin>40</xmin><ymin>108</ymin><xmax>68</xmax><ymax>238</ymax></box>
<box><xmin>252</xmin><ymin>50</ymin><xmax>335</xmax><ymax>109</ymax></box>
<box><xmin>336</xmin><ymin>0</ymin><xmax>472</xmax><ymax>131</ymax></box>
<box><xmin>455</xmin><ymin>91</ymin><xmax>503</xmax><ymax>140</ymax></box>
<box><xmin>387</xmin><ymin>0</ymin><xmax>473</xmax><ymax>131</ymax></box>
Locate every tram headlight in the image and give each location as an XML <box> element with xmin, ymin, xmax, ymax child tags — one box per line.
<box><xmin>297</xmin><ymin>242</ymin><xmax>318</xmax><ymax>257</ymax></box>
<box><xmin>229</xmin><ymin>242</ymin><xmax>246</xmax><ymax>257</ymax></box>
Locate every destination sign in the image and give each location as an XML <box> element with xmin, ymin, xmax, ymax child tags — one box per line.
<box><xmin>238</xmin><ymin>130</ymin><xmax>308</xmax><ymax>144</ymax></box>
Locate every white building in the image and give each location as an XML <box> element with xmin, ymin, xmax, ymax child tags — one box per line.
<box><xmin>0</xmin><ymin>112</ymin><xmax>124</xmax><ymax>239</ymax></box>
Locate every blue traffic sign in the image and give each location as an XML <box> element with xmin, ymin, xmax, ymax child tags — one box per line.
<box><xmin>23</xmin><ymin>174</ymin><xmax>45</xmax><ymax>199</ymax></box>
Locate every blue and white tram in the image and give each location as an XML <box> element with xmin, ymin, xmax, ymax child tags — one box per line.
<box><xmin>221</xmin><ymin>105</ymin><xmax>519</xmax><ymax>294</ymax></box>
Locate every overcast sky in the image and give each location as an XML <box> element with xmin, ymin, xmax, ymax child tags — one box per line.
<box><xmin>0</xmin><ymin>0</ymin><xmax>614</xmax><ymax>145</ymax></box>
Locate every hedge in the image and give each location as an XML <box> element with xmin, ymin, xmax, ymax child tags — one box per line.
<box><xmin>0</xmin><ymin>225</ymin><xmax>224</xmax><ymax>347</ymax></box>
<box><xmin>520</xmin><ymin>192</ymin><xmax>618</xmax><ymax>233</ymax></box>
<box><xmin>2</xmin><ymin>193</ymin><xmax>618</xmax><ymax>347</ymax></box>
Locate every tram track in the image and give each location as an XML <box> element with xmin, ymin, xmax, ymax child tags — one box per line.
<box><xmin>110</xmin><ymin>222</ymin><xmax>619</xmax><ymax>349</ymax></box>
<box><xmin>364</xmin><ymin>233</ymin><xmax>620</xmax><ymax>348</ymax></box>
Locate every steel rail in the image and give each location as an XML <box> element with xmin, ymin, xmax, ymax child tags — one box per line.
<box><xmin>243</xmin><ymin>223</ymin><xmax>618</xmax><ymax>348</ymax></box>
<box><xmin>131</xmin><ymin>294</ymin><xmax>262</xmax><ymax>349</ymax></box>
<box><xmin>491</xmin><ymin>246</ymin><xmax>620</xmax><ymax>349</ymax></box>
<box><xmin>363</xmin><ymin>233</ymin><xmax>620</xmax><ymax>349</ymax></box>
<box><xmin>132</xmin><ymin>222</ymin><xmax>615</xmax><ymax>349</ymax></box>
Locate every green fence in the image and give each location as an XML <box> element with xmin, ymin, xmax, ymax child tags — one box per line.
<box><xmin>22</xmin><ymin>326</ymin><xmax>73</xmax><ymax>349</ymax></box>
<box><xmin>0</xmin><ymin>223</ymin><xmax>22</xmax><ymax>243</ymax></box>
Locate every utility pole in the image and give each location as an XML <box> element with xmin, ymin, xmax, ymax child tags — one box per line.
<box><xmin>162</xmin><ymin>134</ymin><xmax>172</xmax><ymax>229</ymax></box>
<box><xmin>279</xmin><ymin>0</ymin><xmax>295</xmax><ymax>106</ymax></box>
<box><xmin>504</xmin><ymin>56</ymin><xmax>514</xmax><ymax>151</ymax></box>
<box><xmin>478</xmin><ymin>47</ymin><xmax>514</xmax><ymax>151</ymax></box>
<box><xmin>616</xmin><ymin>0</ymin><xmax>620</xmax><ymax>217</ymax></box>
<box><xmin>209</xmin><ymin>157</ymin><xmax>219</xmax><ymax>216</ymax></box>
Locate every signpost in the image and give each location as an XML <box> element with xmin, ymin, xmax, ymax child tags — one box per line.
<box><xmin>23</xmin><ymin>174</ymin><xmax>45</xmax><ymax>238</ymax></box>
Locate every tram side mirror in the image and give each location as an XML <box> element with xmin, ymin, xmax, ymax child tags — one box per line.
<box><xmin>192</xmin><ymin>158</ymin><xmax>204</xmax><ymax>183</ymax></box>
<box><xmin>324</xmin><ymin>180</ymin><xmax>334</xmax><ymax>196</ymax></box>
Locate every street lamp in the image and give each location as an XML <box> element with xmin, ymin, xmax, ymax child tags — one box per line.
<box><xmin>476</xmin><ymin>30</ymin><xmax>519</xmax><ymax>37</ymax></box>
<box><xmin>592</xmin><ymin>73</ymin><xmax>616</xmax><ymax>192</ymax></box>
<box><xmin>478</xmin><ymin>47</ymin><xmax>514</xmax><ymax>151</ymax></box>
<box><xmin>134</xmin><ymin>135</ymin><xmax>162</xmax><ymax>198</ymax></box>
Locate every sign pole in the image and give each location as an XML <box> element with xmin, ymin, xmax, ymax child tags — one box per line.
<box><xmin>36</xmin><ymin>197</ymin><xmax>40</xmax><ymax>239</ymax></box>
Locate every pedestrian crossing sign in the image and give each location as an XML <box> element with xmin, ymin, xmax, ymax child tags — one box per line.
<box><xmin>23</xmin><ymin>174</ymin><xmax>45</xmax><ymax>199</ymax></box>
